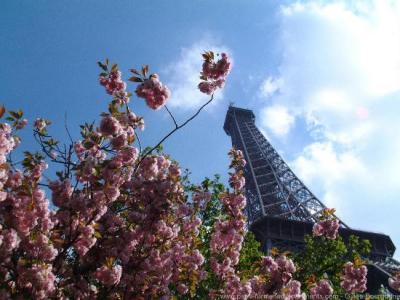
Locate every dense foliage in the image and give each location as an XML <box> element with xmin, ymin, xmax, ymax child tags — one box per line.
<box><xmin>0</xmin><ymin>51</ymin><xmax>399</xmax><ymax>299</ymax></box>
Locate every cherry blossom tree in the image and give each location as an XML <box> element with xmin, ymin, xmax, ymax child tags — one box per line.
<box><xmin>0</xmin><ymin>50</ymin><xmax>394</xmax><ymax>299</ymax></box>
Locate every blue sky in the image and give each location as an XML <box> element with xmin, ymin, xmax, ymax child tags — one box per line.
<box><xmin>2</xmin><ymin>0</ymin><xmax>400</xmax><ymax>258</ymax></box>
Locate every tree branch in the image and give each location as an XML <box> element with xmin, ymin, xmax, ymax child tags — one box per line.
<box><xmin>164</xmin><ymin>105</ymin><xmax>178</xmax><ymax>128</ymax></box>
<box><xmin>134</xmin><ymin>94</ymin><xmax>214</xmax><ymax>172</ymax></box>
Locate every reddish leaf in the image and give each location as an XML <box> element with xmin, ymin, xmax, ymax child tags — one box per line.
<box><xmin>129</xmin><ymin>68</ymin><xmax>140</xmax><ymax>75</ymax></box>
<box><xmin>129</xmin><ymin>76</ymin><xmax>143</xmax><ymax>83</ymax></box>
<box><xmin>0</xmin><ymin>106</ymin><xmax>5</xmax><ymax>118</ymax></box>
<box><xmin>111</xmin><ymin>64</ymin><xmax>118</xmax><ymax>72</ymax></box>
<box><xmin>142</xmin><ymin>65</ymin><xmax>149</xmax><ymax>77</ymax></box>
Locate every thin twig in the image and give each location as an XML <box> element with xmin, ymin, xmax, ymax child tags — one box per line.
<box><xmin>164</xmin><ymin>105</ymin><xmax>178</xmax><ymax>128</ymax></box>
<box><xmin>64</xmin><ymin>112</ymin><xmax>74</xmax><ymax>145</ymax></box>
<box><xmin>134</xmin><ymin>94</ymin><xmax>214</xmax><ymax>172</ymax></box>
<box><xmin>135</xmin><ymin>130</ymin><xmax>142</xmax><ymax>154</ymax></box>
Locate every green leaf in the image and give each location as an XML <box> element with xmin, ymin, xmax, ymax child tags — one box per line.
<box><xmin>108</xmin><ymin>102</ymin><xmax>119</xmax><ymax>115</ymax></box>
<box><xmin>97</xmin><ymin>61</ymin><xmax>107</xmax><ymax>71</ymax></box>
<box><xmin>9</xmin><ymin>111</ymin><xmax>20</xmax><ymax>119</ymax></box>
<box><xmin>155</xmin><ymin>144</ymin><xmax>163</xmax><ymax>153</ymax></box>
<box><xmin>44</xmin><ymin>138</ymin><xmax>58</xmax><ymax>146</ymax></box>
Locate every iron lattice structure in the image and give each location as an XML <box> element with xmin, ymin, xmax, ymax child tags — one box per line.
<box><xmin>224</xmin><ymin>106</ymin><xmax>346</xmax><ymax>225</ymax></box>
<box><xmin>224</xmin><ymin>106</ymin><xmax>400</xmax><ymax>294</ymax></box>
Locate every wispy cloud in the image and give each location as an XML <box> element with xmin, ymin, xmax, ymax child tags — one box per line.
<box><xmin>164</xmin><ymin>39</ymin><xmax>231</xmax><ymax>111</ymax></box>
<box><xmin>259</xmin><ymin>76</ymin><xmax>283</xmax><ymax>98</ymax></box>
<box><xmin>260</xmin><ymin>105</ymin><xmax>294</xmax><ymax>137</ymax></box>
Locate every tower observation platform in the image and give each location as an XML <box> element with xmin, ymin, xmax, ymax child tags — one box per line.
<box><xmin>224</xmin><ymin>106</ymin><xmax>400</xmax><ymax>294</ymax></box>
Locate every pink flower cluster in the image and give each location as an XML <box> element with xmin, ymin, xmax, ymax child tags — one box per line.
<box><xmin>0</xmin><ymin>132</ymin><xmax>56</xmax><ymax>297</ymax></box>
<box><xmin>310</xmin><ymin>279</ymin><xmax>334</xmax><ymax>299</ymax></box>
<box><xmin>99</xmin><ymin>69</ymin><xmax>130</xmax><ymax>104</ymax></box>
<box><xmin>94</xmin><ymin>264</ymin><xmax>122</xmax><ymax>287</ymax></box>
<box><xmin>0</xmin><ymin>124</ymin><xmax>17</xmax><ymax>201</ymax></box>
<box><xmin>135</xmin><ymin>74</ymin><xmax>171</xmax><ymax>110</ymax></box>
<box><xmin>0</xmin><ymin>54</ymin><xmax>236</xmax><ymax>299</ymax></box>
<box><xmin>248</xmin><ymin>251</ymin><xmax>307</xmax><ymax>299</ymax></box>
<box><xmin>0</xmin><ymin>228</ymin><xmax>20</xmax><ymax>254</ymax></box>
<box><xmin>0</xmin><ymin>124</ymin><xmax>16</xmax><ymax>164</ymax></box>
<box><xmin>17</xmin><ymin>263</ymin><xmax>56</xmax><ymax>299</ymax></box>
<box><xmin>389</xmin><ymin>273</ymin><xmax>400</xmax><ymax>291</ymax></box>
<box><xmin>34</xmin><ymin>118</ymin><xmax>47</xmax><ymax>131</ymax></box>
<box><xmin>250</xmin><ymin>272</ymin><xmax>305</xmax><ymax>300</ymax></box>
<box><xmin>313</xmin><ymin>217</ymin><xmax>340</xmax><ymax>240</ymax></box>
<box><xmin>198</xmin><ymin>52</ymin><xmax>231</xmax><ymax>95</ymax></box>
<box><xmin>340</xmin><ymin>262</ymin><xmax>367</xmax><ymax>293</ymax></box>
<box><xmin>262</xmin><ymin>255</ymin><xmax>296</xmax><ymax>286</ymax></box>
<box><xmin>24</xmin><ymin>233</ymin><xmax>58</xmax><ymax>261</ymax></box>
<box><xmin>281</xmin><ymin>280</ymin><xmax>306</xmax><ymax>300</ymax></box>
<box><xmin>223</xmin><ymin>275</ymin><xmax>252</xmax><ymax>299</ymax></box>
<box><xmin>14</xmin><ymin>118</ymin><xmax>28</xmax><ymax>130</ymax></box>
<box><xmin>208</xmin><ymin>149</ymin><xmax>253</xmax><ymax>299</ymax></box>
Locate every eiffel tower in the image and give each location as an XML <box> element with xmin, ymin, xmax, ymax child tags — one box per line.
<box><xmin>224</xmin><ymin>106</ymin><xmax>400</xmax><ymax>294</ymax></box>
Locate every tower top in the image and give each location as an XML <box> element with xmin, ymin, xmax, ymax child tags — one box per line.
<box><xmin>223</xmin><ymin>106</ymin><xmax>255</xmax><ymax>136</ymax></box>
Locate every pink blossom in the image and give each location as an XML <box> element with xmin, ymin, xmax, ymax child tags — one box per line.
<box><xmin>340</xmin><ymin>262</ymin><xmax>367</xmax><ymax>293</ymax></box>
<box><xmin>135</xmin><ymin>74</ymin><xmax>170</xmax><ymax>110</ymax></box>
<box><xmin>198</xmin><ymin>81</ymin><xmax>217</xmax><ymax>95</ymax></box>
<box><xmin>201</xmin><ymin>52</ymin><xmax>231</xmax><ymax>80</ymax></box>
<box><xmin>34</xmin><ymin>118</ymin><xmax>47</xmax><ymax>131</ymax></box>
<box><xmin>74</xmin><ymin>225</ymin><xmax>97</xmax><ymax>257</ymax></box>
<box><xmin>229</xmin><ymin>172</ymin><xmax>245</xmax><ymax>190</ymax></box>
<box><xmin>99</xmin><ymin>69</ymin><xmax>130</xmax><ymax>104</ymax></box>
<box><xmin>74</xmin><ymin>141</ymin><xmax>86</xmax><ymax>160</ymax></box>
<box><xmin>389</xmin><ymin>273</ymin><xmax>400</xmax><ymax>291</ymax></box>
<box><xmin>0</xmin><ymin>229</ymin><xmax>20</xmax><ymax>253</ymax></box>
<box><xmin>223</xmin><ymin>275</ymin><xmax>252</xmax><ymax>299</ymax></box>
<box><xmin>15</xmin><ymin>119</ymin><xmax>28</xmax><ymax>130</ymax></box>
<box><xmin>313</xmin><ymin>219</ymin><xmax>340</xmax><ymax>240</ymax></box>
<box><xmin>281</xmin><ymin>280</ymin><xmax>306</xmax><ymax>300</ymax></box>
<box><xmin>111</xmin><ymin>132</ymin><xmax>127</xmax><ymax>149</ymax></box>
<box><xmin>95</xmin><ymin>265</ymin><xmax>122</xmax><ymax>287</ymax></box>
<box><xmin>100</xmin><ymin>116</ymin><xmax>121</xmax><ymax>137</ymax></box>
<box><xmin>25</xmin><ymin>233</ymin><xmax>58</xmax><ymax>261</ymax></box>
<box><xmin>0</xmin><ymin>191</ymin><xmax>6</xmax><ymax>202</ymax></box>
<box><xmin>310</xmin><ymin>279</ymin><xmax>334</xmax><ymax>299</ymax></box>
<box><xmin>176</xmin><ymin>283</ymin><xmax>189</xmax><ymax>295</ymax></box>
<box><xmin>49</xmin><ymin>179</ymin><xmax>73</xmax><ymax>207</ymax></box>
<box><xmin>104</xmin><ymin>185</ymin><xmax>121</xmax><ymax>202</ymax></box>
<box><xmin>0</xmin><ymin>123</ymin><xmax>16</xmax><ymax>164</ymax></box>
<box><xmin>260</xmin><ymin>255</ymin><xmax>296</xmax><ymax>288</ymax></box>
<box><xmin>17</xmin><ymin>263</ymin><xmax>56</xmax><ymax>299</ymax></box>
<box><xmin>115</xmin><ymin>146</ymin><xmax>138</xmax><ymax>165</ymax></box>
<box><xmin>249</xmin><ymin>276</ymin><xmax>267</xmax><ymax>297</ymax></box>
<box><xmin>6</xmin><ymin>170</ymin><xmax>23</xmax><ymax>188</ymax></box>
<box><xmin>198</xmin><ymin>52</ymin><xmax>231</xmax><ymax>95</ymax></box>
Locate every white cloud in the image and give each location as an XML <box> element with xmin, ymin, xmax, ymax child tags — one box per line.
<box><xmin>164</xmin><ymin>40</ymin><xmax>230</xmax><ymax>110</ymax></box>
<box><xmin>292</xmin><ymin>141</ymin><xmax>366</xmax><ymax>210</ymax></box>
<box><xmin>260</xmin><ymin>76</ymin><xmax>283</xmax><ymax>98</ymax></box>
<box><xmin>260</xmin><ymin>105</ymin><xmax>295</xmax><ymax>137</ymax></box>
<box><xmin>260</xmin><ymin>0</ymin><xmax>400</xmax><ymax>254</ymax></box>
